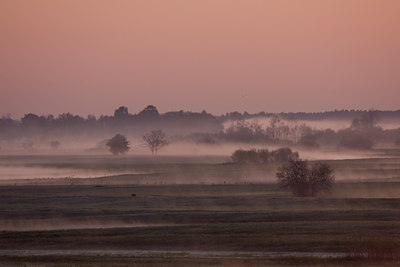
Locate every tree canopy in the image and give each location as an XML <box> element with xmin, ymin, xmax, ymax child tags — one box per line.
<box><xmin>106</xmin><ymin>134</ymin><xmax>130</xmax><ymax>155</ymax></box>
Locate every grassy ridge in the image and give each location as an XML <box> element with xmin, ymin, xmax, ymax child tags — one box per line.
<box><xmin>0</xmin><ymin>154</ymin><xmax>400</xmax><ymax>265</ymax></box>
<box><xmin>0</xmin><ymin>183</ymin><xmax>399</xmax><ymax>254</ymax></box>
<box><xmin>1</xmin><ymin>221</ymin><xmax>399</xmax><ymax>253</ymax></box>
<box><xmin>2</xmin><ymin>154</ymin><xmax>400</xmax><ymax>186</ymax></box>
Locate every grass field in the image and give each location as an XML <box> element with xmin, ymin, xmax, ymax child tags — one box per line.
<box><xmin>0</xmin><ymin>152</ymin><xmax>400</xmax><ymax>266</ymax></box>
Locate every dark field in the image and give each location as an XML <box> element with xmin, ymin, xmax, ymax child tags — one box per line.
<box><xmin>0</xmin><ymin>153</ymin><xmax>400</xmax><ymax>266</ymax></box>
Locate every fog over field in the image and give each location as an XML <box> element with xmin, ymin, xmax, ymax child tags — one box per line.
<box><xmin>2</xmin><ymin>108</ymin><xmax>400</xmax><ymax>155</ymax></box>
<box><xmin>1</xmin><ymin>109</ymin><xmax>399</xmax><ymax>183</ymax></box>
<box><xmin>1</xmin><ymin>101</ymin><xmax>400</xmax><ymax>265</ymax></box>
<box><xmin>1</xmin><ymin>1</ymin><xmax>400</xmax><ymax>264</ymax></box>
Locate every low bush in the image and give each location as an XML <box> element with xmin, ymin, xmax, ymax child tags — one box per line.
<box><xmin>276</xmin><ymin>159</ymin><xmax>334</xmax><ymax>197</ymax></box>
<box><xmin>231</xmin><ymin>147</ymin><xmax>298</xmax><ymax>164</ymax></box>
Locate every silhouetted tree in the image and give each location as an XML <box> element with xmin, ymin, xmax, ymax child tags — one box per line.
<box><xmin>277</xmin><ymin>159</ymin><xmax>334</xmax><ymax>197</ymax></box>
<box><xmin>114</xmin><ymin>106</ymin><xmax>129</xmax><ymax>119</ymax></box>
<box><xmin>106</xmin><ymin>134</ymin><xmax>130</xmax><ymax>155</ymax></box>
<box><xmin>87</xmin><ymin>114</ymin><xmax>96</xmax><ymax>121</ymax></box>
<box><xmin>21</xmin><ymin>113</ymin><xmax>47</xmax><ymax>128</ymax></box>
<box><xmin>269</xmin><ymin>147</ymin><xmax>299</xmax><ymax>162</ymax></box>
<box><xmin>225</xmin><ymin>121</ymin><xmax>255</xmax><ymax>142</ymax></box>
<box><xmin>308</xmin><ymin>162</ymin><xmax>335</xmax><ymax>196</ymax></box>
<box><xmin>138</xmin><ymin>105</ymin><xmax>159</xmax><ymax>118</ymax></box>
<box><xmin>142</xmin><ymin>129</ymin><xmax>168</xmax><ymax>155</ymax></box>
<box><xmin>352</xmin><ymin>110</ymin><xmax>380</xmax><ymax>130</ymax></box>
<box><xmin>268</xmin><ymin>116</ymin><xmax>281</xmax><ymax>140</ymax></box>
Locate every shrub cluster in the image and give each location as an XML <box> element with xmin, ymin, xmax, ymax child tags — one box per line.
<box><xmin>231</xmin><ymin>147</ymin><xmax>299</xmax><ymax>164</ymax></box>
<box><xmin>276</xmin><ymin>159</ymin><xmax>334</xmax><ymax>197</ymax></box>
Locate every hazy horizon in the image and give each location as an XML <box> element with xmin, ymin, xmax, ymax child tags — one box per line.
<box><xmin>4</xmin><ymin>105</ymin><xmax>400</xmax><ymax>121</ymax></box>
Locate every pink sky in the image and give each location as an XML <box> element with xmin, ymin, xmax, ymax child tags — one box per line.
<box><xmin>1</xmin><ymin>0</ymin><xmax>399</xmax><ymax>118</ymax></box>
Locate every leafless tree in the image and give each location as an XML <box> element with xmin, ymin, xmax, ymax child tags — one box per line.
<box><xmin>277</xmin><ymin>159</ymin><xmax>334</xmax><ymax>197</ymax></box>
<box><xmin>142</xmin><ymin>129</ymin><xmax>168</xmax><ymax>155</ymax></box>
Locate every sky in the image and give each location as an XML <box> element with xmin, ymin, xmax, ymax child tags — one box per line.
<box><xmin>1</xmin><ymin>0</ymin><xmax>399</xmax><ymax>118</ymax></box>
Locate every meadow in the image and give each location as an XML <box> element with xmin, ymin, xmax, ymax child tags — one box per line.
<box><xmin>0</xmin><ymin>151</ymin><xmax>399</xmax><ymax>266</ymax></box>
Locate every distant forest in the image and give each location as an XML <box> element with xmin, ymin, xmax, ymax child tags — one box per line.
<box><xmin>1</xmin><ymin>105</ymin><xmax>400</xmax><ymax>150</ymax></box>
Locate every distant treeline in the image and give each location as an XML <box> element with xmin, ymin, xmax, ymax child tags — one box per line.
<box><xmin>222</xmin><ymin>109</ymin><xmax>400</xmax><ymax>121</ymax></box>
<box><xmin>0</xmin><ymin>105</ymin><xmax>221</xmax><ymax>139</ymax></box>
<box><xmin>189</xmin><ymin>111</ymin><xmax>400</xmax><ymax>149</ymax></box>
<box><xmin>1</xmin><ymin>106</ymin><xmax>400</xmax><ymax>149</ymax></box>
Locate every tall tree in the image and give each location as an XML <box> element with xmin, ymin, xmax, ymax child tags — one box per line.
<box><xmin>138</xmin><ymin>105</ymin><xmax>159</xmax><ymax>118</ymax></box>
<box><xmin>114</xmin><ymin>106</ymin><xmax>129</xmax><ymax>119</ymax></box>
<box><xmin>142</xmin><ymin>129</ymin><xmax>168</xmax><ymax>155</ymax></box>
<box><xmin>106</xmin><ymin>134</ymin><xmax>130</xmax><ymax>155</ymax></box>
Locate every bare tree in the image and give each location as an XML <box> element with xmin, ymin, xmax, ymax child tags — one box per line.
<box><xmin>142</xmin><ymin>129</ymin><xmax>168</xmax><ymax>155</ymax></box>
<box><xmin>276</xmin><ymin>159</ymin><xmax>334</xmax><ymax>197</ymax></box>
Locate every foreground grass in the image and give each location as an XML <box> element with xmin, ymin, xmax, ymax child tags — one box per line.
<box><xmin>1</xmin><ymin>154</ymin><xmax>400</xmax><ymax>265</ymax></box>
<box><xmin>0</xmin><ymin>183</ymin><xmax>399</xmax><ymax>256</ymax></box>
<box><xmin>0</xmin><ymin>255</ymin><xmax>399</xmax><ymax>267</ymax></box>
<box><xmin>1</xmin><ymin>220</ymin><xmax>399</xmax><ymax>253</ymax></box>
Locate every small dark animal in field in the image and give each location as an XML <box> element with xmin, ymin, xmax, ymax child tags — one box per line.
<box><xmin>131</xmin><ymin>193</ymin><xmax>136</xmax><ymax>197</ymax></box>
